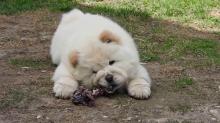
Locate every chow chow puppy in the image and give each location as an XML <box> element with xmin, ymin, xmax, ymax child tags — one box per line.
<box><xmin>50</xmin><ymin>9</ymin><xmax>151</xmax><ymax>99</ymax></box>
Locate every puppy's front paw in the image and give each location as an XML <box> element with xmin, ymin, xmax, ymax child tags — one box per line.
<box><xmin>53</xmin><ymin>79</ymin><xmax>78</xmax><ymax>99</ymax></box>
<box><xmin>127</xmin><ymin>79</ymin><xmax>151</xmax><ymax>99</ymax></box>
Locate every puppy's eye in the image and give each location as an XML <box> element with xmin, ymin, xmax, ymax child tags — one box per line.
<box><xmin>106</xmin><ymin>39</ymin><xmax>112</xmax><ymax>43</ymax></box>
<box><xmin>109</xmin><ymin>60</ymin><xmax>115</xmax><ymax>65</ymax></box>
<box><xmin>92</xmin><ymin>70</ymin><xmax>97</xmax><ymax>74</ymax></box>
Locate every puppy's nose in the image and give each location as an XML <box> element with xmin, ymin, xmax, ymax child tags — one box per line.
<box><xmin>105</xmin><ymin>74</ymin><xmax>113</xmax><ymax>83</ymax></box>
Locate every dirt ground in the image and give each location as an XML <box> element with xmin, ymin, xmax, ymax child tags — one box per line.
<box><xmin>0</xmin><ymin>10</ymin><xmax>220</xmax><ymax>123</ymax></box>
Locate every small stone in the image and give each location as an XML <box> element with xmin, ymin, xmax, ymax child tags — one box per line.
<box><xmin>140</xmin><ymin>62</ymin><xmax>147</xmax><ymax>65</ymax></box>
<box><xmin>103</xmin><ymin>115</ymin><xmax>108</xmax><ymax>118</ymax></box>
<box><xmin>0</xmin><ymin>51</ymin><xmax>7</xmax><ymax>58</ymax></box>
<box><xmin>210</xmin><ymin>109</ymin><xmax>220</xmax><ymax>120</ymax></box>
<box><xmin>210</xmin><ymin>109</ymin><xmax>218</xmax><ymax>114</ymax></box>
<box><xmin>215</xmin><ymin>105</ymin><xmax>220</xmax><ymax>108</ymax></box>
<box><xmin>211</xmin><ymin>117</ymin><xmax>216</xmax><ymax>120</ymax></box>
<box><xmin>37</xmin><ymin>115</ymin><xmax>42</xmax><ymax>119</ymax></box>
<box><xmin>41</xmin><ymin>70</ymin><xmax>47</xmax><ymax>73</ymax></box>
<box><xmin>155</xmin><ymin>83</ymin><xmax>160</xmax><ymax>86</ymax></box>
<box><xmin>21</xmin><ymin>67</ymin><xmax>30</xmax><ymax>69</ymax></box>
<box><xmin>46</xmin><ymin>117</ymin><xmax>50</xmax><ymax>120</ymax></box>
<box><xmin>157</xmin><ymin>118</ymin><xmax>168</xmax><ymax>122</ymax></box>
<box><xmin>123</xmin><ymin>117</ymin><xmax>132</xmax><ymax>121</ymax></box>
<box><xmin>17</xmin><ymin>72</ymin><xmax>22</xmax><ymax>75</ymax></box>
<box><xmin>113</xmin><ymin>105</ymin><xmax>118</xmax><ymax>108</ymax></box>
<box><xmin>138</xmin><ymin>119</ymin><xmax>141</xmax><ymax>122</ymax></box>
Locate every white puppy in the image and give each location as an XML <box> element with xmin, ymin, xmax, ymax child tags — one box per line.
<box><xmin>50</xmin><ymin>9</ymin><xmax>151</xmax><ymax>99</ymax></box>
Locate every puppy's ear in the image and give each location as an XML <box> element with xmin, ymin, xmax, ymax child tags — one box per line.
<box><xmin>99</xmin><ymin>30</ymin><xmax>120</xmax><ymax>44</ymax></box>
<box><xmin>69</xmin><ymin>50</ymin><xmax>79</xmax><ymax>67</ymax></box>
<box><xmin>61</xmin><ymin>9</ymin><xmax>84</xmax><ymax>24</ymax></box>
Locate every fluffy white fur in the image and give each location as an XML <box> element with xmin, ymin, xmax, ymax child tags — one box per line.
<box><xmin>50</xmin><ymin>9</ymin><xmax>151</xmax><ymax>99</ymax></box>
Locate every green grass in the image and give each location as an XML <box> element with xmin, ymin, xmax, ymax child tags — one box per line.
<box><xmin>0</xmin><ymin>0</ymin><xmax>44</xmax><ymax>14</ymax></box>
<box><xmin>161</xmin><ymin>37</ymin><xmax>220</xmax><ymax>62</ymax></box>
<box><xmin>136</xmin><ymin>35</ymin><xmax>220</xmax><ymax>66</ymax></box>
<box><xmin>0</xmin><ymin>87</ymin><xmax>40</xmax><ymax>110</ymax></box>
<box><xmin>0</xmin><ymin>0</ymin><xmax>219</xmax><ymax>29</ymax></box>
<box><xmin>0</xmin><ymin>76</ymin><xmax>52</xmax><ymax>110</ymax></box>
<box><xmin>78</xmin><ymin>0</ymin><xmax>220</xmax><ymax>30</ymax></box>
<box><xmin>169</xmin><ymin>103</ymin><xmax>191</xmax><ymax>114</ymax></box>
<box><xmin>0</xmin><ymin>89</ymin><xmax>26</xmax><ymax>110</ymax></box>
<box><xmin>9</xmin><ymin>58</ymin><xmax>51</xmax><ymax>69</ymax></box>
<box><xmin>0</xmin><ymin>0</ymin><xmax>76</xmax><ymax>15</ymax></box>
<box><xmin>175</xmin><ymin>77</ymin><xmax>193</xmax><ymax>88</ymax></box>
<box><xmin>143</xmin><ymin>0</ymin><xmax>220</xmax><ymax>26</ymax></box>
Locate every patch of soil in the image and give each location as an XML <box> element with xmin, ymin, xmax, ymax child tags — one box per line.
<box><xmin>210</xmin><ymin>9</ymin><xmax>220</xmax><ymax>18</ymax></box>
<box><xmin>0</xmin><ymin>10</ymin><xmax>220</xmax><ymax>123</ymax></box>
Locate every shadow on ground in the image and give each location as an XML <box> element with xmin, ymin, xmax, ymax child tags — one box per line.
<box><xmin>0</xmin><ymin>7</ymin><xmax>219</xmax><ymax>123</ymax></box>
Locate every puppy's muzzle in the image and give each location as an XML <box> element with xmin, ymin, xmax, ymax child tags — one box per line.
<box><xmin>105</xmin><ymin>74</ymin><xmax>113</xmax><ymax>83</ymax></box>
<box><xmin>104</xmin><ymin>74</ymin><xmax>119</xmax><ymax>93</ymax></box>
<box><xmin>94</xmin><ymin>66</ymin><xmax>128</xmax><ymax>93</ymax></box>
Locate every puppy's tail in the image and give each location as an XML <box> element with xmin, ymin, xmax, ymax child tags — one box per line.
<box><xmin>61</xmin><ymin>9</ymin><xmax>84</xmax><ymax>24</ymax></box>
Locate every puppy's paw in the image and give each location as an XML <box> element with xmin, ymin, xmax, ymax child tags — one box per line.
<box><xmin>127</xmin><ymin>79</ymin><xmax>151</xmax><ymax>99</ymax></box>
<box><xmin>53</xmin><ymin>79</ymin><xmax>78</xmax><ymax>99</ymax></box>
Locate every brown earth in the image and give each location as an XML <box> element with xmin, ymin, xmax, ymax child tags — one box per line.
<box><xmin>0</xmin><ymin>10</ymin><xmax>220</xmax><ymax>123</ymax></box>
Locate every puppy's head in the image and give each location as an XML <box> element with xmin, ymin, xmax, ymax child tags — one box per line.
<box><xmin>69</xmin><ymin>31</ymin><xmax>128</xmax><ymax>89</ymax></box>
<box><xmin>68</xmin><ymin>14</ymin><xmax>138</xmax><ymax>92</ymax></box>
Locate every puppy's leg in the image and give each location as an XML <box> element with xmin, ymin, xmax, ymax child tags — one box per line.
<box><xmin>127</xmin><ymin>65</ymin><xmax>151</xmax><ymax>99</ymax></box>
<box><xmin>52</xmin><ymin>62</ymin><xmax>78</xmax><ymax>98</ymax></box>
